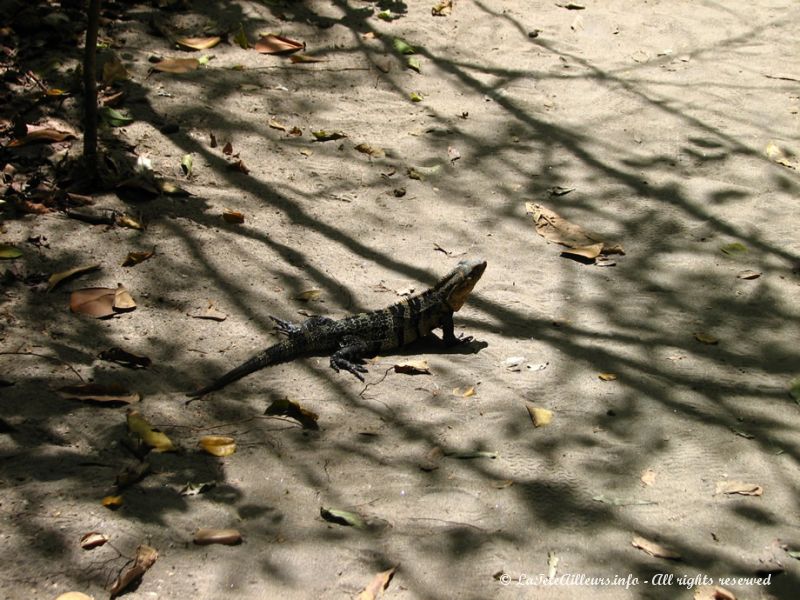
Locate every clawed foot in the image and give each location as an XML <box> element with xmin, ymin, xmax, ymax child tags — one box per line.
<box><xmin>270</xmin><ymin>315</ymin><xmax>301</xmax><ymax>336</ymax></box>
<box><xmin>330</xmin><ymin>356</ymin><xmax>368</xmax><ymax>381</ymax></box>
<box><xmin>444</xmin><ymin>334</ymin><xmax>473</xmax><ymax>347</ymax></box>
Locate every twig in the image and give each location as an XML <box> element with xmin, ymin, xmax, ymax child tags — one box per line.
<box><xmin>0</xmin><ymin>351</ymin><xmax>84</xmax><ymax>382</ymax></box>
<box><xmin>358</xmin><ymin>366</ymin><xmax>393</xmax><ymax>397</ymax></box>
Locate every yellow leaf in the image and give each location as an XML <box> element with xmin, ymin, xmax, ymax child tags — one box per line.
<box><xmin>631</xmin><ymin>535</ymin><xmax>681</xmax><ymax>560</ymax></box>
<box><xmin>526</xmin><ymin>405</ymin><xmax>553</xmax><ymax>427</ymax></box>
<box><xmin>598</xmin><ymin>372</ymin><xmax>617</xmax><ymax>381</ymax></box>
<box><xmin>47</xmin><ymin>264</ymin><xmax>101</xmax><ymax>292</ymax></box>
<box><xmin>56</xmin><ymin>593</ymin><xmax>94</xmax><ymax>600</ymax></box>
<box><xmin>122</xmin><ymin>249</ymin><xmax>155</xmax><ymax>267</ymax></box>
<box><xmin>452</xmin><ymin>386</ymin><xmax>475</xmax><ymax>397</ymax></box>
<box><xmin>394</xmin><ymin>359</ymin><xmax>430</xmax><ymax>375</ymax></box>
<box><xmin>357</xmin><ymin>566</ymin><xmax>397</xmax><ymax>600</ymax></box>
<box><xmin>640</xmin><ymin>469</ymin><xmax>656</xmax><ymax>486</ymax></box>
<box><xmin>113</xmin><ymin>284</ymin><xmax>137</xmax><ymax>310</ymax></box>
<box><xmin>199</xmin><ymin>436</ymin><xmax>236</xmax><ymax>457</ymax></box>
<box><xmin>295</xmin><ymin>289</ymin><xmax>321</xmax><ymax>302</ymax></box>
<box><xmin>101</xmin><ymin>495</ymin><xmax>123</xmax><ymax>509</ymax></box>
<box><xmin>126</xmin><ymin>410</ymin><xmax>176</xmax><ymax>452</ymax></box>
<box><xmin>176</xmin><ymin>36</ymin><xmax>221</xmax><ymax>51</ymax></box>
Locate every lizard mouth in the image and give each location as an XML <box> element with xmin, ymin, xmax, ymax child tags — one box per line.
<box><xmin>447</xmin><ymin>260</ymin><xmax>486</xmax><ymax>311</ymax></box>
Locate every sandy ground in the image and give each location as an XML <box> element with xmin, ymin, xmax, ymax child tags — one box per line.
<box><xmin>1</xmin><ymin>0</ymin><xmax>800</xmax><ymax>599</ymax></box>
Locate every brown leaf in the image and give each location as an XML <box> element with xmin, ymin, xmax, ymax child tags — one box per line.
<box><xmin>694</xmin><ymin>332</ymin><xmax>719</xmax><ymax>345</ymax></box>
<box><xmin>631</xmin><ymin>535</ymin><xmax>681</xmax><ymax>560</ymax></box>
<box><xmin>222</xmin><ymin>141</ymin><xmax>233</xmax><ymax>155</ymax></box>
<box><xmin>640</xmin><ymin>469</ymin><xmax>656</xmax><ymax>486</ymax></box>
<box><xmin>394</xmin><ymin>359</ymin><xmax>431</xmax><ymax>375</ymax></box>
<box><xmin>8</xmin><ymin>124</ymin><xmax>77</xmax><ymax>146</ymax></box>
<box><xmin>526</xmin><ymin>405</ymin><xmax>553</xmax><ymax>427</ymax></box>
<box><xmin>222</xmin><ymin>209</ymin><xmax>245</xmax><ymax>223</ymax></box>
<box><xmin>419</xmin><ymin>446</ymin><xmax>444</xmax><ymax>471</ymax></box>
<box><xmin>80</xmin><ymin>531</ymin><xmax>109</xmax><ymax>550</ymax></box>
<box><xmin>116</xmin><ymin>214</ymin><xmax>144</xmax><ymax>230</ymax></box>
<box><xmin>122</xmin><ymin>248</ymin><xmax>155</xmax><ymax>267</ymax></box>
<box><xmin>57</xmin><ymin>383</ymin><xmax>140</xmax><ymax>404</ymax></box>
<box><xmin>176</xmin><ymin>36</ymin><xmax>221</xmax><ymax>51</ymax></box>
<box><xmin>227</xmin><ymin>159</ymin><xmax>250</xmax><ymax>174</ymax></box>
<box><xmin>295</xmin><ymin>289</ymin><xmax>321</xmax><ymax>302</ymax></box>
<box><xmin>694</xmin><ymin>586</ymin><xmax>737</xmax><ymax>600</ymax></box>
<box><xmin>47</xmin><ymin>264</ymin><xmax>101</xmax><ymax>292</ymax></box>
<box><xmin>269</xmin><ymin>119</ymin><xmax>288</xmax><ymax>131</ymax></box>
<box><xmin>357</xmin><ymin>566</ymin><xmax>397</xmax><ymax>600</ymax></box>
<box><xmin>255</xmin><ymin>34</ymin><xmax>304</xmax><ymax>54</ymax></box>
<box><xmin>199</xmin><ymin>435</ymin><xmax>236</xmax><ymax>457</ymax></box>
<box><xmin>289</xmin><ymin>54</ymin><xmax>325</xmax><ymax>63</ymax></box>
<box><xmin>715</xmin><ymin>480</ymin><xmax>763</xmax><ymax>496</ymax></box>
<box><xmin>101</xmin><ymin>495</ymin><xmax>123</xmax><ymax>509</ymax></box>
<box><xmin>193</xmin><ymin>528</ymin><xmax>242</xmax><ymax>545</ymax></box>
<box><xmin>598</xmin><ymin>372</ymin><xmax>618</xmax><ymax>381</ymax></box>
<box><xmin>737</xmin><ymin>270</ymin><xmax>761</xmax><ymax>280</ymax></box>
<box><xmin>265</xmin><ymin>397</ymin><xmax>319</xmax><ymax>430</ymax></box>
<box><xmin>525</xmin><ymin>203</ymin><xmax>624</xmax><ymax>260</ymax></box>
<box><xmin>150</xmin><ymin>57</ymin><xmax>200</xmax><ymax>73</ymax></box>
<box><xmin>98</xmin><ymin>347</ymin><xmax>151</xmax><ymax>368</ymax></box>
<box><xmin>355</xmin><ymin>143</ymin><xmax>386</xmax><ymax>158</ymax></box>
<box><xmin>189</xmin><ymin>301</ymin><xmax>228</xmax><ymax>321</ymax></box>
<box><xmin>114</xmin><ymin>461</ymin><xmax>151</xmax><ymax>489</ymax></box>
<box><xmin>109</xmin><ymin>544</ymin><xmax>158</xmax><ymax>598</ymax></box>
<box><xmin>102</xmin><ymin>55</ymin><xmax>129</xmax><ymax>85</ymax></box>
<box><xmin>114</xmin><ymin>284</ymin><xmax>137</xmax><ymax>310</ymax></box>
<box><xmin>432</xmin><ymin>0</ymin><xmax>453</xmax><ymax>17</ymax></box>
<box><xmin>70</xmin><ymin>287</ymin><xmax>118</xmax><ymax>318</ymax></box>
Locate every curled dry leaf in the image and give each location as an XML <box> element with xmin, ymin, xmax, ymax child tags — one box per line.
<box><xmin>289</xmin><ymin>54</ymin><xmax>324</xmax><ymax>64</ymax></box>
<box><xmin>312</xmin><ymin>130</ymin><xmax>347</xmax><ymax>141</ymax></box>
<box><xmin>320</xmin><ymin>507</ymin><xmax>366</xmax><ymax>529</ymax></box>
<box><xmin>228</xmin><ymin>159</ymin><xmax>250</xmax><ymax>174</ymax></box>
<box><xmin>357</xmin><ymin>566</ymin><xmax>397</xmax><ymax>600</ymax></box>
<box><xmin>525</xmin><ymin>203</ymin><xmax>624</xmax><ymax>261</ymax></box>
<box><xmin>715</xmin><ymin>481</ymin><xmax>763</xmax><ymax>496</ymax></box>
<box><xmin>98</xmin><ymin>347</ymin><xmax>152</xmax><ymax>368</ymax></box>
<box><xmin>151</xmin><ymin>57</ymin><xmax>200</xmax><ymax>73</ymax></box>
<box><xmin>114</xmin><ymin>284</ymin><xmax>136</xmax><ymax>310</ymax></box>
<box><xmin>737</xmin><ymin>270</ymin><xmax>761</xmax><ymax>280</ymax></box>
<box><xmin>126</xmin><ymin>409</ymin><xmax>176</xmax><ymax>452</ymax></box>
<box><xmin>631</xmin><ymin>535</ymin><xmax>681</xmax><ymax>560</ymax></box>
<box><xmin>193</xmin><ymin>528</ymin><xmax>242</xmax><ymax>545</ymax></box>
<box><xmin>598</xmin><ymin>373</ymin><xmax>618</xmax><ymax>381</ymax></box>
<box><xmin>189</xmin><ymin>301</ymin><xmax>228</xmax><ymax>321</ymax></box>
<box><xmin>222</xmin><ymin>209</ymin><xmax>245</xmax><ymax>224</ymax></box>
<box><xmin>265</xmin><ymin>397</ymin><xmax>319</xmax><ymax>430</ymax></box>
<box><xmin>199</xmin><ymin>435</ymin><xmax>236</xmax><ymax>457</ymax></box>
<box><xmin>269</xmin><ymin>119</ymin><xmax>288</xmax><ymax>131</ymax></box>
<box><xmin>56</xmin><ymin>593</ymin><xmax>94</xmax><ymax>600</ymax></box>
<box><xmin>394</xmin><ymin>359</ymin><xmax>431</xmax><ymax>375</ymax></box>
<box><xmin>527</xmin><ymin>405</ymin><xmax>553</xmax><ymax>427</ymax></box>
<box><xmin>255</xmin><ymin>34</ymin><xmax>304</xmax><ymax>54</ymax></box>
<box><xmin>114</xmin><ymin>461</ymin><xmax>151</xmax><ymax>489</ymax></box>
<box><xmin>355</xmin><ymin>143</ymin><xmax>386</xmax><ymax>158</ymax></box>
<box><xmin>176</xmin><ymin>36</ymin><xmax>221</xmax><ymax>51</ymax></box>
<box><xmin>80</xmin><ymin>531</ymin><xmax>109</xmax><ymax>550</ymax></box>
<box><xmin>109</xmin><ymin>544</ymin><xmax>158</xmax><ymax>598</ymax></box>
<box><xmin>295</xmin><ymin>289</ymin><xmax>321</xmax><ymax>302</ymax></box>
<box><xmin>640</xmin><ymin>469</ymin><xmax>657</xmax><ymax>486</ymax></box>
<box><xmin>47</xmin><ymin>264</ymin><xmax>101</xmax><ymax>292</ymax></box>
<box><xmin>453</xmin><ymin>386</ymin><xmax>475</xmax><ymax>397</ymax></box>
<box><xmin>8</xmin><ymin>125</ymin><xmax>77</xmax><ymax>146</ymax></box>
<box><xmin>122</xmin><ymin>249</ymin><xmax>155</xmax><ymax>267</ymax></box>
<box><xmin>70</xmin><ymin>285</ymin><xmax>136</xmax><ymax>318</ymax></box>
<box><xmin>694</xmin><ymin>585</ymin><xmax>737</xmax><ymax>600</ymax></box>
<box><xmin>58</xmin><ymin>383</ymin><xmax>140</xmax><ymax>404</ymax></box>
<box><xmin>101</xmin><ymin>495</ymin><xmax>123</xmax><ymax>509</ymax></box>
<box><xmin>432</xmin><ymin>0</ymin><xmax>453</xmax><ymax>17</ymax></box>
<box><xmin>765</xmin><ymin>141</ymin><xmax>797</xmax><ymax>169</ymax></box>
<box><xmin>694</xmin><ymin>332</ymin><xmax>719</xmax><ymax>345</ymax></box>
<box><xmin>419</xmin><ymin>446</ymin><xmax>444</xmax><ymax>471</ymax></box>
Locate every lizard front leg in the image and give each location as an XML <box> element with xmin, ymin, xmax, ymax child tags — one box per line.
<box><xmin>440</xmin><ymin>311</ymin><xmax>473</xmax><ymax>346</ymax></box>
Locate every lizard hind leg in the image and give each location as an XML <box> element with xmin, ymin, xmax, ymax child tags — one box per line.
<box><xmin>330</xmin><ymin>335</ymin><xmax>376</xmax><ymax>381</ymax></box>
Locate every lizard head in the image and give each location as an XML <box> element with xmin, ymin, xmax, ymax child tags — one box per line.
<box><xmin>442</xmin><ymin>258</ymin><xmax>487</xmax><ymax>311</ymax></box>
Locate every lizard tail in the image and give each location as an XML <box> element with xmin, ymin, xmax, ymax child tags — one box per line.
<box><xmin>186</xmin><ymin>339</ymin><xmax>297</xmax><ymax>398</ymax></box>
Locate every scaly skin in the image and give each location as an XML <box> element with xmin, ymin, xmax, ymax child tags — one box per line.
<box><xmin>187</xmin><ymin>258</ymin><xmax>486</xmax><ymax>397</ymax></box>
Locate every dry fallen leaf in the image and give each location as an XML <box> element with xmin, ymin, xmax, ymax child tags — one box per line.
<box><xmin>56</xmin><ymin>593</ymin><xmax>94</xmax><ymax>600</ymax></box>
<box><xmin>265</xmin><ymin>397</ymin><xmax>319</xmax><ymax>430</ymax></box>
<box><xmin>255</xmin><ymin>34</ymin><xmax>304</xmax><ymax>54</ymax></box>
<box><xmin>150</xmin><ymin>57</ymin><xmax>200</xmax><ymax>73</ymax></box>
<box><xmin>122</xmin><ymin>248</ymin><xmax>155</xmax><ymax>267</ymax></box>
<box><xmin>631</xmin><ymin>535</ymin><xmax>681</xmax><ymax>560</ymax></box>
<box><xmin>176</xmin><ymin>36</ymin><xmax>221</xmax><ymax>51</ymax></box>
<box><xmin>526</xmin><ymin>405</ymin><xmax>553</xmax><ymax>427</ymax></box>
<box><xmin>69</xmin><ymin>287</ymin><xmax>119</xmax><ymax>318</ymax></box>
<box><xmin>57</xmin><ymin>384</ymin><xmax>140</xmax><ymax>404</ymax></box>
<box><xmin>193</xmin><ymin>528</ymin><xmax>242</xmax><ymax>545</ymax></box>
<box><xmin>189</xmin><ymin>301</ymin><xmax>228</xmax><ymax>321</ymax></box>
<box><xmin>295</xmin><ymin>289</ymin><xmax>322</xmax><ymax>302</ymax></box>
<box><xmin>355</xmin><ymin>143</ymin><xmax>386</xmax><ymax>158</ymax></box>
<box><xmin>289</xmin><ymin>54</ymin><xmax>324</xmax><ymax>64</ymax></box>
<box><xmin>598</xmin><ymin>372</ymin><xmax>618</xmax><ymax>381</ymax></box>
<box><xmin>432</xmin><ymin>0</ymin><xmax>453</xmax><ymax>17</ymax></box>
<box><xmin>715</xmin><ymin>480</ymin><xmax>763</xmax><ymax>496</ymax></box>
<box><xmin>320</xmin><ymin>507</ymin><xmax>366</xmax><ymax>529</ymax></box>
<box><xmin>694</xmin><ymin>332</ymin><xmax>719</xmax><ymax>345</ymax></box>
<box><xmin>452</xmin><ymin>386</ymin><xmax>476</xmax><ymax>397</ymax></box>
<box><xmin>80</xmin><ymin>531</ymin><xmax>109</xmax><ymax>550</ymax></box>
<box><xmin>419</xmin><ymin>446</ymin><xmax>444</xmax><ymax>471</ymax></box>
<box><xmin>109</xmin><ymin>544</ymin><xmax>158</xmax><ymax>598</ymax></box>
<box><xmin>394</xmin><ymin>359</ymin><xmax>431</xmax><ymax>375</ymax></box>
<box><xmin>47</xmin><ymin>264</ymin><xmax>101</xmax><ymax>292</ymax></box>
<box><xmin>694</xmin><ymin>585</ymin><xmax>737</xmax><ymax>600</ymax></box>
<box><xmin>765</xmin><ymin>141</ymin><xmax>797</xmax><ymax>169</ymax></box>
<box><xmin>8</xmin><ymin>124</ymin><xmax>77</xmax><ymax>146</ymax></box>
<box><xmin>525</xmin><ymin>202</ymin><xmax>624</xmax><ymax>261</ymax></box>
<box><xmin>640</xmin><ymin>469</ymin><xmax>657</xmax><ymax>486</ymax></box>
<box><xmin>357</xmin><ymin>566</ymin><xmax>397</xmax><ymax>600</ymax></box>
<box><xmin>737</xmin><ymin>270</ymin><xmax>761</xmax><ymax>280</ymax></box>
<box><xmin>127</xmin><ymin>410</ymin><xmax>176</xmax><ymax>452</ymax></box>
<box><xmin>101</xmin><ymin>495</ymin><xmax>123</xmax><ymax>509</ymax></box>
<box><xmin>222</xmin><ymin>209</ymin><xmax>245</xmax><ymax>224</ymax></box>
<box><xmin>114</xmin><ymin>284</ymin><xmax>136</xmax><ymax>310</ymax></box>
<box><xmin>199</xmin><ymin>435</ymin><xmax>236</xmax><ymax>457</ymax></box>
<box><xmin>98</xmin><ymin>347</ymin><xmax>151</xmax><ymax>368</ymax></box>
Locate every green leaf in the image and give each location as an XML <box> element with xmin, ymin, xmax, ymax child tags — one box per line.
<box><xmin>392</xmin><ymin>38</ymin><xmax>416</xmax><ymax>55</ymax></box>
<box><xmin>233</xmin><ymin>24</ymin><xmax>250</xmax><ymax>49</ymax></box>
<box><xmin>101</xmin><ymin>107</ymin><xmax>134</xmax><ymax>127</ymax></box>
<box><xmin>407</xmin><ymin>57</ymin><xmax>421</xmax><ymax>72</ymax></box>
<box><xmin>376</xmin><ymin>10</ymin><xmax>394</xmax><ymax>21</ymax></box>
<box><xmin>790</xmin><ymin>378</ymin><xmax>800</xmax><ymax>404</ymax></box>
<box><xmin>409</xmin><ymin>91</ymin><xmax>423</xmax><ymax>102</ymax></box>
<box><xmin>181</xmin><ymin>154</ymin><xmax>193</xmax><ymax>176</ymax></box>
<box><xmin>320</xmin><ymin>507</ymin><xmax>366</xmax><ymax>529</ymax></box>
<box><xmin>0</xmin><ymin>245</ymin><xmax>22</xmax><ymax>259</ymax></box>
<box><xmin>311</xmin><ymin>130</ymin><xmax>347</xmax><ymax>141</ymax></box>
<box><xmin>198</xmin><ymin>54</ymin><xmax>212</xmax><ymax>66</ymax></box>
<box><xmin>720</xmin><ymin>242</ymin><xmax>748</xmax><ymax>256</ymax></box>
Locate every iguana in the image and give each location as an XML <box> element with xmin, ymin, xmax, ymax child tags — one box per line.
<box><xmin>187</xmin><ymin>258</ymin><xmax>486</xmax><ymax>397</ymax></box>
